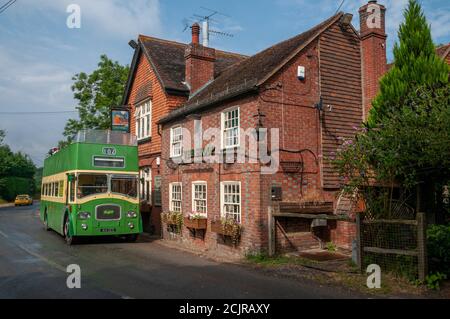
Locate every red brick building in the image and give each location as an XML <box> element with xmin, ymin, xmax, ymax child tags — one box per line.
<box><xmin>124</xmin><ymin>0</ymin><xmax>449</xmax><ymax>256</ymax></box>
<box><xmin>122</xmin><ymin>33</ymin><xmax>246</xmax><ymax>234</ymax></box>
<box><xmin>156</xmin><ymin>1</ymin><xmax>387</xmax><ymax>257</ymax></box>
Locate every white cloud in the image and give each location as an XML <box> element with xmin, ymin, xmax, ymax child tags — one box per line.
<box><xmin>33</xmin><ymin>0</ymin><xmax>162</xmax><ymax>39</ymax></box>
<box><xmin>428</xmin><ymin>10</ymin><xmax>450</xmax><ymax>40</ymax></box>
<box><xmin>0</xmin><ymin>47</ymin><xmax>75</xmax><ymax>164</ymax></box>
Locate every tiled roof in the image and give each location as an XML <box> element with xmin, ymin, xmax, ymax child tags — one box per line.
<box><xmin>139</xmin><ymin>35</ymin><xmax>248</xmax><ymax>94</ymax></box>
<box><xmin>436</xmin><ymin>43</ymin><xmax>450</xmax><ymax>59</ymax></box>
<box><xmin>134</xmin><ymin>82</ymin><xmax>152</xmax><ymax>104</ymax></box>
<box><xmin>158</xmin><ymin>12</ymin><xmax>343</xmax><ymax>124</ymax></box>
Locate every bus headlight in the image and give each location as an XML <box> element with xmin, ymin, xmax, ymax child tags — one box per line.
<box><xmin>127</xmin><ymin>211</ymin><xmax>137</xmax><ymax>218</ymax></box>
<box><xmin>81</xmin><ymin>223</ymin><xmax>88</xmax><ymax>230</ymax></box>
<box><xmin>128</xmin><ymin>222</ymin><xmax>135</xmax><ymax>229</ymax></box>
<box><xmin>78</xmin><ymin>212</ymin><xmax>91</xmax><ymax>220</ymax></box>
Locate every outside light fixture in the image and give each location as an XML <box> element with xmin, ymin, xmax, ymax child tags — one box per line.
<box><xmin>156</xmin><ymin>157</ymin><xmax>161</xmax><ymax>167</ymax></box>
<box><xmin>128</xmin><ymin>40</ymin><xmax>138</xmax><ymax>49</ymax></box>
<box><xmin>340</xmin><ymin>13</ymin><xmax>353</xmax><ymax>27</ymax></box>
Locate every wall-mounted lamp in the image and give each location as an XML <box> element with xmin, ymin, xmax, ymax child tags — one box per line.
<box><xmin>339</xmin><ymin>13</ymin><xmax>353</xmax><ymax>27</ymax></box>
<box><xmin>156</xmin><ymin>157</ymin><xmax>161</xmax><ymax>167</ymax></box>
<box><xmin>128</xmin><ymin>40</ymin><xmax>138</xmax><ymax>49</ymax></box>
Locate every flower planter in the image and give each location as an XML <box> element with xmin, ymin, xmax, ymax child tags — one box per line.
<box><xmin>210</xmin><ymin>220</ymin><xmax>237</xmax><ymax>237</ymax></box>
<box><xmin>211</xmin><ymin>220</ymin><xmax>242</xmax><ymax>246</ymax></box>
<box><xmin>184</xmin><ymin>217</ymin><xmax>207</xmax><ymax>230</ymax></box>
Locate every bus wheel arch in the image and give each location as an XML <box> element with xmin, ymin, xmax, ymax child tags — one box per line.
<box><xmin>63</xmin><ymin>211</ymin><xmax>76</xmax><ymax>245</ymax></box>
<box><xmin>43</xmin><ymin>207</ymin><xmax>50</xmax><ymax>231</ymax></box>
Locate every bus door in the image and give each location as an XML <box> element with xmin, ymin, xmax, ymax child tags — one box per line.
<box><xmin>67</xmin><ymin>174</ymin><xmax>75</xmax><ymax>205</ymax></box>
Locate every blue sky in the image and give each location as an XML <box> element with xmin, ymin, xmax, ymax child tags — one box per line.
<box><xmin>0</xmin><ymin>0</ymin><xmax>449</xmax><ymax>166</ymax></box>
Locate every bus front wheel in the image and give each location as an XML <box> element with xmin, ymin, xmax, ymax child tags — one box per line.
<box><xmin>124</xmin><ymin>234</ymin><xmax>138</xmax><ymax>242</ymax></box>
<box><xmin>64</xmin><ymin>215</ymin><xmax>77</xmax><ymax>245</ymax></box>
<box><xmin>44</xmin><ymin>212</ymin><xmax>50</xmax><ymax>231</ymax></box>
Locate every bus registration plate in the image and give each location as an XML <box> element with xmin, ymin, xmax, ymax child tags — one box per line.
<box><xmin>100</xmin><ymin>228</ymin><xmax>116</xmax><ymax>233</ymax></box>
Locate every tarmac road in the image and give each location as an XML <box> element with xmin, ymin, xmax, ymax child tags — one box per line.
<box><xmin>0</xmin><ymin>202</ymin><xmax>364</xmax><ymax>299</ymax></box>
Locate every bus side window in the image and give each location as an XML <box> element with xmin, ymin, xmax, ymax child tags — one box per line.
<box><xmin>59</xmin><ymin>181</ymin><xmax>64</xmax><ymax>198</ymax></box>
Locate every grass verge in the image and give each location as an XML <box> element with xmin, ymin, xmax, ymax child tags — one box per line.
<box><xmin>245</xmin><ymin>253</ymin><xmax>431</xmax><ymax>297</ymax></box>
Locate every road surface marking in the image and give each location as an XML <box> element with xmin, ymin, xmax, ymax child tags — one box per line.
<box><xmin>17</xmin><ymin>244</ymin><xmax>67</xmax><ymax>272</ymax></box>
<box><xmin>0</xmin><ymin>230</ymin><xmax>9</xmax><ymax>238</ymax></box>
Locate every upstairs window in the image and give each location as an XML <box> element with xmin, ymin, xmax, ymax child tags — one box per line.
<box><xmin>221</xmin><ymin>107</ymin><xmax>240</xmax><ymax>149</ymax></box>
<box><xmin>135</xmin><ymin>100</ymin><xmax>152</xmax><ymax>141</ymax></box>
<box><xmin>170</xmin><ymin>126</ymin><xmax>183</xmax><ymax>158</ymax></box>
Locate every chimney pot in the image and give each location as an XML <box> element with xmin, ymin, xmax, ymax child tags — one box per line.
<box><xmin>191</xmin><ymin>23</ymin><xmax>200</xmax><ymax>44</ymax></box>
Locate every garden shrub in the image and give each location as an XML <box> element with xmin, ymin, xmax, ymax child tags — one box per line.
<box><xmin>427</xmin><ymin>224</ymin><xmax>450</xmax><ymax>276</ymax></box>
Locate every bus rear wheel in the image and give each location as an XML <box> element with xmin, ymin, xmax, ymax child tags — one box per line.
<box><xmin>64</xmin><ymin>215</ymin><xmax>77</xmax><ymax>245</ymax></box>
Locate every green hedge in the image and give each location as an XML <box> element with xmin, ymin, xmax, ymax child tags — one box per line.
<box><xmin>427</xmin><ymin>224</ymin><xmax>450</xmax><ymax>276</ymax></box>
<box><xmin>0</xmin><ymin>177</ymin><xmax>35</xmax><ymax>201</ymax></box>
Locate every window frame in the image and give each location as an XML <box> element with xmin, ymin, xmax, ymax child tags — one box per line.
<box><xmin>169</xmin><ymin>182</ymin><xmax>182</xmax><ymax>213</ymax></box>
<box><xmin>220</xmin><ymin>181</ymin><xmax>242</xmax><ymax>223</ymax></box>
<box><xmin>135</xmin><ymin>100</ymin><xmax>152</xmax><ymax>141</ymax></box>
<box><xmin>192</xmin><ymin>182</ymin><xmax>207</xmax><ymax>215</ymax></box>
<box><xmin>221</xmin><ymin>107</ymin><xmax>240</xmax><ymax>150</ymax></box>
<box><xmin>170</xmin><ymin>125</ymin><xmax>183</xmax><ymax>158</ymax></box>
<box><xmin>58</xmin><ymin>180</ymin><xmax>64</xmax><ymax>198</ymax></box>
<box><xmin>139</xmin><ymin>168</ymin><xmax>152</xmax><ymax>203</ymax></box>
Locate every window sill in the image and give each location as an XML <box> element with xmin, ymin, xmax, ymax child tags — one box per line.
<box><xmin>137</xmin><ymin>137</ymin><xmax>152</xmax><ymax>145</ymax></box>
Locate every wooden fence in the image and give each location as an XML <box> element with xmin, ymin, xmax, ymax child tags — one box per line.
<box><xmin>356</xmin><ymin>212</ymin><xmax>427</xmax><ymax>281</ymax></box>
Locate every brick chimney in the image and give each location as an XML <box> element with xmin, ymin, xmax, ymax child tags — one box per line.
<box><xmin>359</xmin><ymin>0</ymin><xmax>387</xmax><ymax>120</ymax></box>
<box><xmin>185</xmin><ymin>23</ymin><xmax>216</xmax><ymax>95</ymax></box>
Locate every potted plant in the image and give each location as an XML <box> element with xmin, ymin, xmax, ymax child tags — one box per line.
<box><xmin>184</xmin><ymin>212</ymin><xmax>208</xmax><ymax>230</ymax></box>
<box><xmin>211</xmin><ymin>217</ymin><xmax>242</xmax><ymax>246</ymax></box>
<box><xmin>161</xmin><ymin>211</ymin><xmax>183</xmax><ymax>234</ymax></box>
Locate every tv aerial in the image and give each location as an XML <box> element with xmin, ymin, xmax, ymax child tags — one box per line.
<box><xmin>182</xmin><ymin>7</ymin><xmax>234</xmax><ymax>47</ymax></box>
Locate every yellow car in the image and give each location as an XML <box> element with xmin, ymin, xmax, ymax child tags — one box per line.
<box><xmin>14</xmin><ymin>195</ymin><xmax>33</xmax><ymax>206</ymax></box>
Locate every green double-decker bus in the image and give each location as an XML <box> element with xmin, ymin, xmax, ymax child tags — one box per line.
<box><xmin>40</xmin><ymin>130</ymin><xmax>142</xmax><ymax>244</ymax></box>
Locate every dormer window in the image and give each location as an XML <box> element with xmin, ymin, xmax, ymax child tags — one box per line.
<box><xmin>135</xmin><ymin>100</ymin><xmax>152</xmax><ymax>141</ymax></box>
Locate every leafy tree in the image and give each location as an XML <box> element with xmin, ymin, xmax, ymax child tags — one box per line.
<box><xmin>334</xmin><ymin>0</ymin><xmax>450</xmax><ymax>221</ymax></box>
<box><xmin>61</xmin><ymin>55</ymin><xmax>129</xmax><ymax>145</ymax></box>
<box><xmin>369</xmin><ymin>0</ymin><xmax>449</xmax><ymax>126</ymax></box>
<box><xmin>0</xmin><ymin>130</ymin><xmax>36</xmax><ymax>200</ymax></box>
